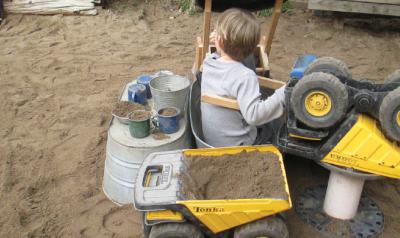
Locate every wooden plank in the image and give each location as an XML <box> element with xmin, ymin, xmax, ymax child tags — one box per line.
<box><xmin>201</xmin><ymin>77</ymin><xmax>285</xmax><ymax>110</ymax></box>
<box><xmin>265</xmin><ymin>0</ymin><xmax>283</xmax><ymax>55</ymax></box>
<box><xmin>201</xmin><ymin>0</ymin><xmax>212</xmax><ymax>62</ymax></box>
<box><xmin>194</xmin><ymin>37</ymin><xmax>203</xmax><ymax>73</ymax></box>
<box><xmin>4</xmin><ymin>0</ymin><xmax>97</xmax><ymax>15</ymax></box>
<box><xmin>201</xmin><ymin>94</ymin><xmax>240</xmax><ymax>110</ymax></box>
<box><xmin>258</xmin><ymin>76</ymin><xmax>285</xmax><ymax>90</ymax></box>
<box><xmin>309</xmin><ymin>0</ymin><xmax>400</xmax><ymax>16</ymax></box>
<box><xmin>258</xmin><ymin>45</ymin><xmax>270</xmax><ymax>72</ymax></box>
<box><xmin>348</xmin><ymin>0</ymin><xmax>400</xmax><ymax>5</ymax></box>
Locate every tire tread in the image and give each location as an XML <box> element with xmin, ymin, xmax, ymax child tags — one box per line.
<box><xmin>149</xmin><ymin>223</ymin><xmax>204</xmax><ymax>238</ymax></box>
<box><xmin>234</xmin><ymin>217</ymin><xmax>288</xmax><ymax>238</ymax></box>
<box><xmin>305</xmin><ymin>57</ymin><xmax>351</xmax><ymax>80</ymax></box>
<box><xmin>379</xmin><ymin>87</ymin><xmax>400</xmax><ymax>142</ymax></box>
<box><xmin>291</xmin><ymin>72</ymin><xmax>348</xmax><ymax>128</ymax></box>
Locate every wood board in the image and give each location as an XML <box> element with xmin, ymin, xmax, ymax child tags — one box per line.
<box><xmin>4</xmin><ymin>0</ymin><xmax>97</xmax><ymax>15</ymax></box>
<box><xmin>309</xmin><ymin>0</ymin><xmax>400</xmax><ymax>17</ymax></box>
<box><xmin>349</xmin><ymin>0</ymin><xmax>400</xmax><ymax>4</ymax></box>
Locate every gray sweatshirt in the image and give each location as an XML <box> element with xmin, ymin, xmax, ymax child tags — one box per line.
<box><xmin>201</xmin><ymin>53</ymin><xmax>285</xmax><ymax>147</ymax></box>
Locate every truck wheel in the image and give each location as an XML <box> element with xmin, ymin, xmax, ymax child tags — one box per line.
<box><xmin>149</xmin><ymin>223</ymin><xmax>204</xmax><ymax>238</ymax></box>
<box><xmin>304</xmin><ymin>57</ymin><xmax>351</xmax><ymax>80</ymax></box>
<box><xmin>379</xmin><ymin>87</ymin><xmax>400</xmax><ymax>142</ymax></box>
<box><xmin>386</xmin><ymin>69</ymin><xmax>400</xmax><ymax>85</ymax></box>
<box><xmin>291</xmin><ymin>72</ymin><xmax>349</xmax><ymax>128</ymax></box>
<box><xmin>234</xmin><ymin>217</ymin><xmax>288</xmax><ymax>238</ymax></box>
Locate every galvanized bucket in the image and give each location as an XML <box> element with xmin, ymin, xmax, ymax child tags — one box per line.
<box><xmin>149</xmin><ymin>75</ymin><xmax>191</xmax><ymax>113</ymax></box>
<box><xmin>189</xmin><ymin>79</ymin><xmax>213</xmax><ymax>148</ymax></box>
<box><xmin>103</xmin><ymin>121</ymin><xmax>192</xmax><ymax>205</ymax></box>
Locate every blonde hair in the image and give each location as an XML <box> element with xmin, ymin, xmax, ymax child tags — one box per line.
<box><xmin>216</xmin><ymin>8</ymin><xmax>260</xmax><ymax>61</ymax></box>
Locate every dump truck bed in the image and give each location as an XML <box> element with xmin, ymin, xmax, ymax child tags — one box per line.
<box><xmin>134</xmin><ymin>145</ymin><xmax>292</xmax><ymax>234</ymax></box>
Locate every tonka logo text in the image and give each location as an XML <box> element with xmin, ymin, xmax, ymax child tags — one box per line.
<box><xmin>194</xmin><ymin>207</ymin><xmax>224</xmax><ymax>213</ymax></box>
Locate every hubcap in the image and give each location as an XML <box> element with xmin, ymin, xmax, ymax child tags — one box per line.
<box><xmin>396</xmin><ymin>110</ymin><xmax>400</xmax><ymax>127</ymax></box>
<box><xmin>304</xmin><ymin>91</ymin><xmax>332</xmax><ymax>117</ymax></box>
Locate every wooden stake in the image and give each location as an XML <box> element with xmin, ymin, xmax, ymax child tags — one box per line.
<box><xmin>201</xmin><ymin>0</ymin><xmax>212</xmax><ymax>61</ymax></box>
<box><xmin>265</xmin><ymin>0</ymin><xmax>283</xmax><ymax>55</ymax></box>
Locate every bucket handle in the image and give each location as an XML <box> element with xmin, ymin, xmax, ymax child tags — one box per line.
<box><xmin>151</xmin><ymin>116</ymin><xmax>159</xmax><ymax>129</ymax></box>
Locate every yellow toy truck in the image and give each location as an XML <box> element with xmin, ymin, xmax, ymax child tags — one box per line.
<box><xmin>134</xmin><ymin>145</ymin><xmax>292</xmax><ymax>238</ymax></box>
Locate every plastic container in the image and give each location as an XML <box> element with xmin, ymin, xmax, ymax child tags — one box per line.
<box><xmin>149</xmin><ymin>75</ymin><xmax>191</xmax><ymax>113</ymax></box>
<box><xmin>128</xmin><ymin>84</ymin><xmax>147</xmax><ymax>105</ymax></box>
<box><xmin>157</xmin><ymin>107</ymin><xmax>180</xmax><ymax>134</ymax></box>
<box><xmin>137</xmin><ymin>75</ymin><xmax>153</xmax><ymax>99</ymax></box>
<box><xmin>290</xmin><ymin>54</ymin><xmax>318</xmax><ymax>79</ymax></box>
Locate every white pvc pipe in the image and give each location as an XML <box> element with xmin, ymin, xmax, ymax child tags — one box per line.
<box><xmin>323</xmin><ymin>171</ymin><xmax>365</xmax><ymax>220</ymax></box>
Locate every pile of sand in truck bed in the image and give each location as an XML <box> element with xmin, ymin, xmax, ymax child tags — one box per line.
<box><xmin>181</xmin><ymin>150</ymin><xmax>288</xmax><ymax>200</ymax></box>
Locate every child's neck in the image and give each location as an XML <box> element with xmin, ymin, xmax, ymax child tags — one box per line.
<box><xmin>220</xmin><ymin>52</ymin><xmax>237</xmax><ymax>62</ymax></box>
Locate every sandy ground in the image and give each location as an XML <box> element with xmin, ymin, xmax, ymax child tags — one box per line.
<box><xmin>0</xmin><ymin>0</ymin><xmax>399</xmax><ymax>237</ymax></box>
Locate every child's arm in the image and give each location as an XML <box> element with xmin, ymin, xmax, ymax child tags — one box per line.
<box><xmin>230</xmin><ymin>72</ymin><xmax>285</xmax><ymax>126</ymax></box>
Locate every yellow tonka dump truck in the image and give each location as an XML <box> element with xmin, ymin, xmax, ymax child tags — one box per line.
<box><xmin>277</xmin><ymin>57</ymin><xmax>400</xmax><ymax>179</ymax></box>
<box><xmin>134</xmin><ymin>145</ymin><xmax>292</xmax><ymax>238</ymax></box>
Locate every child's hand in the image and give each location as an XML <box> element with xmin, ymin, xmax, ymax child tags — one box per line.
<box><xmin>209</xmin><ymin>30</ymin><xmax>217</xmax><ymax>44</ymax></box>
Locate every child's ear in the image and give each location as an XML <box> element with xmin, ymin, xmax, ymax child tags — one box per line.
<box><xmin>216</xmin><ymin>35</ymin><xmax>224</xmax><ymax>49</ymax></box>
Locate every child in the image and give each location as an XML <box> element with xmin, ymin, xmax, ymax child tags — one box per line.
<box><xmin>201</xmin><ymin>8</ymin><xmax>285</xmax><ymax>147</ymax></box>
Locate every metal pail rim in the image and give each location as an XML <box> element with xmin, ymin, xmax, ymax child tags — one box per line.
<box><xmin>149</xmin><ymin>75</ymin><xmax>190</xmax><ymax>93</ymax></box>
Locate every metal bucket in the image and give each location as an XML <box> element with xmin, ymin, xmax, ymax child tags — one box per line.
<box><xmin>149</xmin><ymin>75</ymin><xmax>191</xmax><ymax>113</ymax></box>
<box><xmin>189</xmin><ymin>79</ymin><xmax>213</xmax><ymax>148</ymax></box>
<box><xmin>103</xmin><ymin>116</ymin><xmax>192</xmax><ymax>205</ymax></box>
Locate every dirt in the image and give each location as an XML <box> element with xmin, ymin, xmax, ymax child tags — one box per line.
<box><xmin>159</xmin><ymin>107</ymin><xmax>177</xmax><ymax>116</ymax></box>
<box><xmin>129</xmin><ymin>110</ymin><xmax>149</xmax><ymax>121</ymax></box>
<box><xmin>0</xmin><ymin>0</ymin><xmax>399</xmax><ymax>237</ymax></box>
<box><xmin>152</xmin><ymin>130</ymin><xmax>170</xmax><ymax>140</ymax></box>
<box><xmin>181</xmin><ymin>151</ymin><xmax>287</xmax><ymax>200</ymax></box>
<box><xmin>112</xmin><ymin>101</ymin><xmax>145</xmax><ymax>118</ymax></box>
<box><xmin>324</xmin><ymin>219</ymin><xmax>352</xmax><ymax>238</ymax></box>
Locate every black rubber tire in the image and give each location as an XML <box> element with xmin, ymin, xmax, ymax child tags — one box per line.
<box><xmin>291</xmin><ymin>72</ymin><xmax>349</xmax><ymax>128</ymax></box>
<box><xmin>304</xmin><ymin>57</ymin><xmax>352</xmax><ymax>80</ymax></box>
<box><xmin>149</xmin><ymin>223</ymin><xmax>204</xmax><ymax>238</ymax></box>
<box><xmin>142</xmin><ymin>214</ymin><xmax>151</xmax><ymax>237</ymax></box>
<box><xmin>385</xmin><ymin>69</ymin><xmax>400</xmax><ymax>85</ymax></box>
<box><xmin>379</xmin><ymin>87</ymin><xmax>400</xmax><ymax>142</ymax></box>
<box><xmin>234</xmin><ymin>217</ymin><xmax>289</xmax><ymax>238</ymax></box>
<box><xmin>195</xmin><ymin>0</ymin><xmax>277</xmax><ymax>11</ymax></box>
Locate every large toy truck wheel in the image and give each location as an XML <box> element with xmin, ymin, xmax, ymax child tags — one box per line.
<box><xmin>379</xmin><ymin>87</ymin><xmax>400</xmax><ymax>142</ymax></box>
<box><xmin>149</xmin><ymin>223</ymin><xmax>204</xmax><ymax>238</ymax></box>
<box><xmin>386</xmin><ymin>69</ymin><xmax>400</xmax><ymax>85</ymax></box>
<box><xmin>304</xmin><ymin>57</ymin><xmax>352</xmax><ymax>80</ymax></box>
<box><xmin>234</xmin><ymin>217</ymin><xmax>289</xmax><ymax>238</ymax></box>
<box><xmin>291</xmin><ymin>72</ymin><xmax>349</xmax><ymax>129</ymax></box>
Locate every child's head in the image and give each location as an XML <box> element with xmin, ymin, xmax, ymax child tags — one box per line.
<box><xmin>215</xmin><ymin>8</ymin><xmax>260</xmax><ymax>61</ymax></box>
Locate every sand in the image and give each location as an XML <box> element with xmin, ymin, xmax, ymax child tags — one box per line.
<box><xmin>0</xmin><ymin>0</ymin><xmax>399</xmax><ymax>237</ymax></box>
<box><xmin>181</xmin><ymin>151</ymin><xmax>287</xmax><ymax>200</ymax></box>
<box><xmin>113</xmin><ymin>101</ymin><xmax>145</xmax><ymax>118</ymax></box>
<box><xmin>129</xmin><ymin>110</ymin><xmax>149</xmax><ymax>121</ymax></box>
<box><xmin>151</xmin><ymin>130</ymin><xmax>170</xmax><ymax>140</ymax></box>
<box><xmin>159</xmin><ymin>107</ymin><xmax>177</xmax><ymax>116</ymax></box>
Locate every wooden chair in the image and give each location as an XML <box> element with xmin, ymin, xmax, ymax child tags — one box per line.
<box><xmin>193</xmin><ymin>0</ymin><xmax>285</xmax><ymax>110</ymax></box>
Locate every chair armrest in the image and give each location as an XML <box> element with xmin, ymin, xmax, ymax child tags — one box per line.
<box><xmin>201</xmin><ymin>94</ymin><xmax>240</xmax><ymax>110</ymax></box>
<box><xmin>258</xmin><ymin>76</ymin><xmax>285</xmax><ymax>90</ymax></box>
